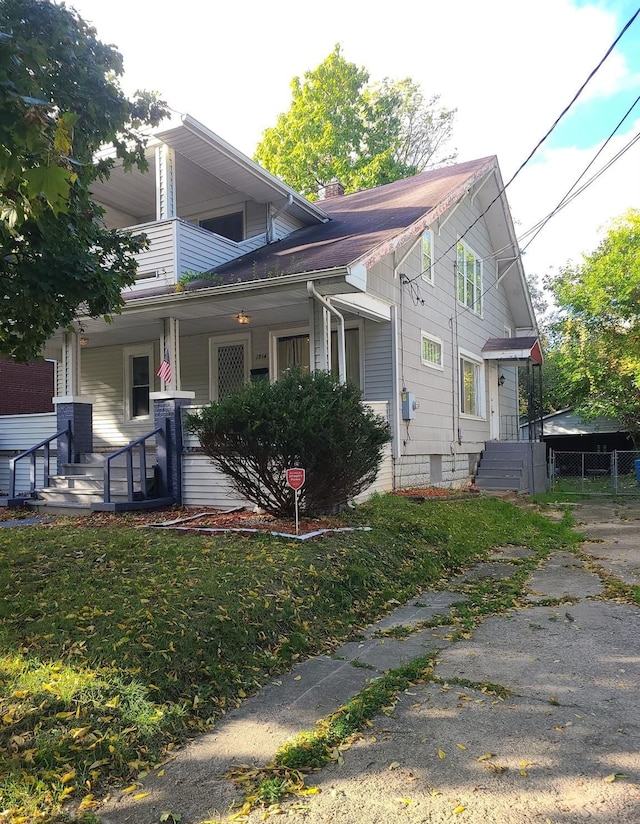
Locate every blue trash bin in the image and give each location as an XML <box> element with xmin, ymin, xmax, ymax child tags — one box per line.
<box><xmin>635</xmin><ymin>459</ymin><xmax>640</xmax><ymax>487</ymax></box>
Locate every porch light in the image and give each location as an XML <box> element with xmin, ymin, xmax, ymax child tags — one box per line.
<box><xmin>79</xmin><ymin>336</ymin><xmax>89</xmax><ymax>347</ymax></box>
<box><xmin>498</xmin><ymin>373</ymin><xmax>505</xmax><ymax>387</ymax></box>
<box><xmin>235</xmin><ymin>311</ymin><xmax>251</xmax><ymax>325</ymax></box>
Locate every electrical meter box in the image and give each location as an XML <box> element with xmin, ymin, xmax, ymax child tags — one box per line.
<box><xmin>401</xmin><ymin>390</ymin><xmax>416</xmax><ymax>420</ymax></box>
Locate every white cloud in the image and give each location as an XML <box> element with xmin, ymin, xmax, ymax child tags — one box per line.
<box><xmin>509</xmin><ymin>120</ymin><xmax>640</xmax><ymax>277</ymax></box>
<box><xmin>59</xmin><ymin>0</ymin><xmax>640</xmax><ymax>274</ymax></box>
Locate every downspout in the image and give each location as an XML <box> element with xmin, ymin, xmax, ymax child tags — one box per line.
<box><xmin>267</xmin><ymin>194</ymin><xmax>293</xmax><ymax>243</ymax></box>
<box><xmin>307</xmin><ymin>281</ymin><xmax>346</xmax><ymax>383</ymax></box>
<box><xmin>390</xmin><ymin>305</ymin><xmax>401</xmax><ymax>468</ymax></box>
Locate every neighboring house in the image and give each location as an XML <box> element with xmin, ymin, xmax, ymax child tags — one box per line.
<box><xmin>3</xmin><ymin>114</ymin><xmax>543</xmax><ymax>510</ymax></box>
<box><xmin>0</xmin><ymin>360</ymin><xmax>54</xmax><ymax>414</ymax></box>
<box><xmin>522</xmin><ymin>409</ymin><xmax>634</xmax><ymax>452</ymax></box>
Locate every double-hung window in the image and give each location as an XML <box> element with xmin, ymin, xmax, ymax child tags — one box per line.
<box><xmin>459</xmin><ymin>351</ymin><xmax>484</xmax><ymax>418</ymax></box>
<box><xmin>123</xmin><ymin>344</ymin><xmax>154</xmax><ymax>422</ymax></box>
<box><xmin>421</xmin><ymin>331</ymin><xmax>443</xmax><ymax>370</ymax></box>
<box><xmin>421</xmin><ymin>230</ymin><xmax>434</xmax><ymax>284</ymax></box>
<box><xmin>457</xmin><ymin>241</ymin><xmax>482</xmax><ymax>314</ymax></box>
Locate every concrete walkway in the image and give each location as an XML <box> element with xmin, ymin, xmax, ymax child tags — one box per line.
<box><xmin>99</xmin><ymin>501</ymin><xmax>640</xmax><ymax>824</ymax></box>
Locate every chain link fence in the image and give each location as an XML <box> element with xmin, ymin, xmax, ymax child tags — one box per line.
<box><xmin>549</xmin><ymin>450</ymin><xmax>640</xmax><ymax>495</ymax></box>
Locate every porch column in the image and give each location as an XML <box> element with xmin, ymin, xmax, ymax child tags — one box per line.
<box><xmin>150</xmin><ymin>390</ymin><xmax>195</xmax><ymax>503</ymax></box>
<box><xmin>158</xmin><ymin>317</ymin><xmax>181</xmax><ymax>392</ymax></box>
<box><xmin>53</xmin><ymin>331</ymin><xmax>94</xmax><ymax>469</ymax></box>
<box><xmin>155</xmin><ymin>144</ymin><xmax>176</xmax><ymax>220</ymax></box>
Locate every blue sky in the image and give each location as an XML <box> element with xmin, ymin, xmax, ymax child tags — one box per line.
<box><xmin>65</xmin><ymin>0</ymin><xmax>640</xmax><ymax>278</ymax></box>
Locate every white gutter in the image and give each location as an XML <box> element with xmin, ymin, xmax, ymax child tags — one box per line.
<box><xmin>307</xmin><ymin>281</ymin><xmax>346</xmax><ymax>383</ymax></box>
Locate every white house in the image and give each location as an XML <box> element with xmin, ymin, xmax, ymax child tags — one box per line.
<box><xmin>2</xmin><ymin>114</ymin><xmax>544</xmax><ymax>510</ymax></box>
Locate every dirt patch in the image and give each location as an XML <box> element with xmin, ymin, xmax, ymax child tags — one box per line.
<box><xmin>40</xmin><ymin>505</ymin><xmax>347</xmax><ymax>535</ymax></box>
<box><xmin>392</xmin><ymin>486</ymin><xmax>480</xmax><ymax>501</ymax></box>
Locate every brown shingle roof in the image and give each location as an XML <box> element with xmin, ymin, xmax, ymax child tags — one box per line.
<box><xmin>208</xmin><ymin>157</ymin><xmax>496</xmax><ymax>285</ymax></box>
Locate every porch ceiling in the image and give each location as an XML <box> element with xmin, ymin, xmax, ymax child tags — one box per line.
<box><xmin>42</xmin><ymin>275</ymin><xmax>374</xmax><ymax>358</ymax></box>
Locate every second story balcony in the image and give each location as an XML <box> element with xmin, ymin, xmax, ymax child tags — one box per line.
<box><xmin>122</xmin><ymin>218</ymin><xmax>267</xmax><ymax>294</ymax></box>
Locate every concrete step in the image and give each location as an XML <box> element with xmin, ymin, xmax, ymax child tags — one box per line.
<box><xmin>47</xmin><ymin>475</ymin><xmax>154</xmax><ymax>493</ymax></box>
<box><xmin>37</xmin><ymin>488</ymin><xmax>105</xmax><ymax>505</ymax></box>
<box><xmin>476</xmin><ymin>468</ymin><xmax>524</xmax><ymax>479</ymax></box>
<box><xmin>482</xmin><ymin>444</ymin><xmax>530</xmax><ymax>457</ymax></box>
<box><xmin>475</xmin><ymin>477</ymin><xmax>524</xmax><ymax>490</ymax></box>
<box><xmin>37</xmin><ymin>486</ymin><xmax>146</xmax><ymax>505</ymax></box>
<box><xmin>60</xmin><ymin>465</ymin><xmax>156</xmax><ymax>482</ymax></box>
<box><xmin>477</xmin><ymin>458</ymin><xmax>526</xmax><ymax>468</ymax></box>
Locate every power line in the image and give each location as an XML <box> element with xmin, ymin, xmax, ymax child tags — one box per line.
<box><xmin>403</xmin><ymin>4</ymin><xmax>640</xmax><ymax>285</ymax></box>
<box><xmin>453</xmin><ymin>125</ymin><xmax>640</xmax><ymax>322</ymax></box>
<box><xmin>517</xmin><ymin>93</ymin><xmax>640</xmax><ymax>254</ymax></box>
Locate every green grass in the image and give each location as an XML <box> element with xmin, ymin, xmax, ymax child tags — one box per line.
<box><xmin>0</xmin><ymin>493</ymin><xmax>579</xmax><ymax>822</ymax></box>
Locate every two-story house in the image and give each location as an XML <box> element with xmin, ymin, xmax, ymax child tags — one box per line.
<box><xmin>2</xmin><ymin>114</ymin><xmax>544</xmax><ymax>510</ymax></box>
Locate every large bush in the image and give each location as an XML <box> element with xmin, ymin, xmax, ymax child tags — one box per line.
<box><xmin>185</xmin><ymin>370</ymin><xmax>391</xmax><ymax>516</ymax></box>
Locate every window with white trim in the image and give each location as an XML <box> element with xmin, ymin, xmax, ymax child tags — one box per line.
<box><xmin>457</xmin><ymin>241</ymin><xmax>483</xmax><ymax>315</ymax></box>
<box><xmin>421</xmin><ymin>331</ymin><xmax>443</xmax><ymax>370</ymax></box>
<box><xmin>459</xmin><ymin>352</ymin><xmax>485</xmax><ymax>417</ymax></box>
<box><xmin>123</xmin><ymin>344</ymin><xmax>154</xmax><ymax>422</ymax></box>
<box><xmin>421</xmin><ymin>230</ymin><xmax>434</xmax><ymax>284</ymax></box>
<box><xmin>271</xmin><ymin>328</ymin><xmax>361</xmax><ymax>387</ymax></box>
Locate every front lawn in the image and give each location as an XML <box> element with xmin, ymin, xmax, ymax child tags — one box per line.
<box><xmin>0</xmin><ymin>494</ymin><xmax>576</xmax><ymax>822</ymax></box>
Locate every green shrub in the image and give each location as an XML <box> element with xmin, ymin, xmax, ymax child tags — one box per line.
<box><xmin>185</xmin><ymin>369</ymin><xmax>391</xmax><ymax>516</ymax></box>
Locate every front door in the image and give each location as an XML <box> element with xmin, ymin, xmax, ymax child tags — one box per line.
<box><xmin>488</xmin><ymin>362</ymin><xmax>500</xmax><ymax>440</ymax></box>
<box><xmin>210</xmin><ymin>335</ymin><xmax>250</xmax><ymax>400</ymax></box>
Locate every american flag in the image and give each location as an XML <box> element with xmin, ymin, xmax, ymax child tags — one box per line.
<box><xmin>156</xmin><ymin>349</ymin><xmax>172</xmax><ymax>383</ymax></box>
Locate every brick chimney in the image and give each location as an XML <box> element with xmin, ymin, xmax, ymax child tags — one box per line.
<box><xmin>318</xmin><ymin>179</ymin><xmax>345</xmax><ymax>200</ymax></box>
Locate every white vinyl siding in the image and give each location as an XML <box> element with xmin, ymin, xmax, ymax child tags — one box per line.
<box><xmin>181</xmin><ymin>400</ymin><xmax>393</xmax><ymax>507</ymax></box>
<box><xmin>0</xmin><ymin>412</ymin><xmax>57</xmax><ymax>496</ymax></box>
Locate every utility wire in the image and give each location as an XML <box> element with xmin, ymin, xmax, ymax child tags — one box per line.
<box><xmin>403</xmin><ymin>4</ymin><xmax>640</xmax><ymax>285</ymax></box>
<box><xmin>452</xmin><ymin>125</ymin><xmax>640</xmax><ymax>321</ymax></box>
<box><xmin>518</xmin><ymin>95</ymin><xmax>640</xmax><ymax>252</ymax></box>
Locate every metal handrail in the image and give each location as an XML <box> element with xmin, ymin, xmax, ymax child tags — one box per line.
<box><xmin>9</xmin><ymin>421</ymin><xmax>73</xmax><ymax>498</ymax></box>
<box><xmin>103</xmin><ymin>418</ymin><xmax>169</xmax><ymax>504</ymax></box>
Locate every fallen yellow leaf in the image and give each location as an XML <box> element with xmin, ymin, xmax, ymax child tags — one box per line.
<box><xmin>456</xmin><ymin>743</ymin><xmax>467</xmax><ymax>750</ymax></box>
<box><xmin>389</xmin><ymin>761</ymin><xmax>400</xmax><ymax>770</ymax></box>
<box><xmin>453</xmin><ymin>805</ymin><xmax>466</xmax><ymax>814</ymax></box>
<box><xmin>437</xmin><ymin>749</ymin><xmax>447</xmax><ymax>760</ymax></box>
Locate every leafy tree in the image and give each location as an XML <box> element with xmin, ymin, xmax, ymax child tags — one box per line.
<box><xmin>185</xmin><ymin>369</ymin><xmax>392</xmax><ymax>517</ymax></box>
<box><xmin>254</xmin><ymin>45</ymin><xmax>456</xmax><ymax>199</ymax></box>
<box><xmin>548</xmin><ymin>209</ymin><xmax>640</xmax><ymax>445</ymax></box>
<box><xmin>0</xmin><ymin>0</ymin><xmax>167</xmax><ymax>360</ymax></box>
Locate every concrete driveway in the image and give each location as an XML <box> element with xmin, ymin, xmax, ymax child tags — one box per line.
<box><xmin>100</xmin><ymin>500</ymin><xmax>640</xmax><ymax>824</ymax></box>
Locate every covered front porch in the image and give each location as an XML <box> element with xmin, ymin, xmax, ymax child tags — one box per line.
<box><xmin>3</xmin><ymin>276</ymin><xmax>394</xmax><ymax>511</ymax></box>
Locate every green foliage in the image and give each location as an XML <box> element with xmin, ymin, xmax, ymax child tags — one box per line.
<box><xmin>547</xmin><ymin>209</ymin><xmax>640</xmax><ymax>444</ymax></box>
<box><xmin>254</xmin><ymin>45</ymin><xmax>456</xmax><ymax>198</ymax></box>
<box><xmin>185</xmin><ymin>368</ymin><xmax>392</xmax><ymax>516</ymax></box>
<box><xmin>0</xmin><ymin>0</ymin><xmax>167</xmax><ymax>360</ymax></box>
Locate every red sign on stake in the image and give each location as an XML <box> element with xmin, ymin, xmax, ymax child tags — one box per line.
<box><xmin>286</xmin><ymin>468</ymin><xmax>305</xmax><ymax>490</ymax></box>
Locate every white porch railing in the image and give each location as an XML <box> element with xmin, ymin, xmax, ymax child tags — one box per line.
<box><xmin>123</xmin><ymin>218</ymin><xmax>267</xmax><ymax>294</ymax></box>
